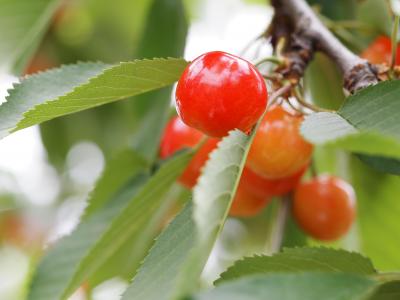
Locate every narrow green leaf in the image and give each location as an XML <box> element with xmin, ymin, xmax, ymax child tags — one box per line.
<box><xmin>301</xmin><ymin>81</ymin><xmax>400</xmax><ymax>163</ymax></box>
<box><xmin>65</xmin><ymin>151</ymin><xmax>193</xmax><ymax>298</ymax></box>
<box><xmin>0</xmin><ymin>0</ymin><xmax>61</xmax><ymax>74</ymax></box>
<box><xmin>121</xmin><ymin>129</ymin><xmax>257</xmax><ymax>300</ymax></box>
<box><xmin>338</xmin><ymin>80</ymin><xmax>400</xmax><ymax>141</ymax></box>
<box><xmin>82</xmin><ymin>149</ymin><xmax>148</xmax><ymax>219</ymax></box>
<box><xmin>175</xmin><ymin>129</ymin><xmax>257</xmax><ymax>297</ymax></box>
<box><xmin>370</xmin><ymin>280</ymin><xmax>400</xmax><ymax>300</ymax></box>
<box><xmin>301</xmin><ymin>113</ymin><xmax>400</xmax><ymax>159</ymax></box>
<box><xmin>350</xmin><ymin>158</ymin><xmax>400</xmax><ymax>271</ymax></box>
<box><xmin>356</xmin><ymin>155</ymin><xmax>400</xmax><ymax>176</ymax></box>
<box><xmin>1</xmin><ymin>62</ymin><xmax>108</xmax><ymax>138</ymax></box>
<box><xmin>216</xmin><ymin>247</ymin><xmax>375</xmax><ymax>284</ymax></box>
<box><xmin>301</xmin><ymin>112</ymin><xmax>357</xmax><ymax>144</ymax></box>
<box><xmin>1</xmin><ymin>58</ymin><xmax>188</xmax><ymax>139</ymax></box>
<box><xmin>121</xmin><ymin>202</ymin><xmax>195</xmax><ymax>300</ymax></box>
<box><xmin>191</xmin><ymin>273</ymin><xmax>378</xmax><ymax>300</ymax></box>
<box><xmin>28</xmin><ymin>150</ymin><xmax>193</xmax><ymax>300</ymax></box>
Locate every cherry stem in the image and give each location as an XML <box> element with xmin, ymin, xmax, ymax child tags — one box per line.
<box><xmin>267</xmin><ymin>196</ymin><xmax>291</xmax><ymax>254</ymax></box>
<box><xmin>255</xmin><ymin>56</ymin><xmax>284</xmax><ymax>67</ymax></box>
<box><xmin>293</xmin><ymin>87</ymin><xmax>335</xmax><ymax>113</ymax></box>
<box><xmin>390</xmin><ymin>15</ymin><xmax>399</xmax><ymax>73</ymax></box>
<box><xmin>310</xmin><ymin>158</ymin><xmax>318</xmax><ymax>178</ymax></box>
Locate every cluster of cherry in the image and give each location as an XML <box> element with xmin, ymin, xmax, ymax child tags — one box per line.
<box><xmin>159</xmin><ymin>50</ymin><xmax>371</xmax><ymax>241</ymax></box>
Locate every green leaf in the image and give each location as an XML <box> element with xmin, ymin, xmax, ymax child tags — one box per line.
<box><xmin>28</xmin><ymin>150</ymin><xmax>193</xmax><ymax>300</ymax></box>
<box><xmin>1</xmin><ymin>62</ymin><xmax>108</xmax><ymax>137</ymax></box>
<box><xmin>121</xmin><ymin>129</ymin><xmax>257</xmax><ymax>300</ymax></box>
<box><xmin>216</xmin><ymin>247</ymin><xmax>375</xmax><ymax>284</ymax></box>
<box><xmin>1</xmin><ymin>58</ymin><xmax>188</xmax><ymax>139</ymax></box>
<box><xmin>301</xmin><ymin>115</ymin><xmax>400</xmax><ymax>159</ymax></box>
<box><xmin>65</xmin><ymin>152</ymin><xmax>192</xmax><ymax>298</ymax></box>
<box><xmin>356</xmin><ymin>155</ymin><xmax>400</xmax><ymax>176</ymax></box>
<box><xmin>121</xmin><ymin>202</ymin><xmax>195</xmax><ymax>300</ymax></box>
<box><xmin>0</xmin><ymin>0</ymin><xmax>61</xmax><ymax>74</ymax></box>
<box><xmin>350</xmin><ymin>158</ymin><xmax>400</xmax><ymax>271</ymax></box>
<box><xmin>191</xmin><ymin>273</ymin><xmax>378</xmax><ymax>300</ymax></box>
<box><xmin>301</xmin><ymin>81</ymin><xmax>400</xmax><ymax>162</ymax></box>
<box><xmin>82</xmin><ymin>149</ymin><xmax>148</xmax><ymax>219</ymax></box>
<box><xmin>175</xmin><ymin>130</ymin><xmax>256</xmax><ymax>297</ymax></box>
<box><xmin>338</xmin><ymin>81</ymin><xmax>400</xmax><ymax>141</ymax></box>
<box><xmin>301</xmin><ymin>112</ymin><xmax>357</xmax><ymax>144</ymax></box>
<box><xmin>370</xmin><ymin>280</ymin><xmax>400</xmax><ymax>300</ymax></box>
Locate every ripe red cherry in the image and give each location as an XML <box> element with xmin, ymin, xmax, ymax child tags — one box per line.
<box><xmin>175</xmin><ymin>51</ymin><xmax>267</xmax><ymax>138</ymax></box>
<box><xmin>247</xmin><ymin>105</ymin><xmax>313</xmax><ymax>179</ymax></box>
<box><xmin>241</xmin><ymin>166</ymin><xmax>306</xmax><ymax>198</ymax></box>
<box><xmin>229</xmin><ymin>182</ymin><xmax>272</xmax><ymax>217</ymax></box>
<box><xmin>293</xmin><ymin>175</ymin><xmax>356</xmax><ymax>241</ymax></box>
<box><xmin>361</xmin><ymin>35</ymin><xmax>400</xmax><ymax>65</ymax></box>
<box><xmin>160</xmin><ymin>116</ymin><xmax>219</xmax><ymax>188</ymax></box>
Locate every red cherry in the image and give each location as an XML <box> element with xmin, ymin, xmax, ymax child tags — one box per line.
<box><xmin>293</xmin><ymin>175</ymin><xmax>356</xmax><ymax>241</ymax></box>
<box><xmin>175</xmin><ymin>51</ymin><xmax>267</xmax><ymax>137</ymax></box>
<box><xmin>229</xmin><ymin>182</ymin><xmax>272</xmax><ymax>217</ymax></box>
<box><xmin>247</xmin><ymin>106</ymin><xmax>313</xmax><ymax>179</ymax></box>
<box><xmin>241</xmin><ymin>166</ymin><xmax>306</xmax><ymax>198</ymax></box>
<box><xmin>361</xmin><ymin>35</ymin><xmax>400</xmax><ymax>65</ymax></box>
<box><xmin>160</xmin><ymin>116</ymin><xmax>219</xmax><ymax>188</ymax></box>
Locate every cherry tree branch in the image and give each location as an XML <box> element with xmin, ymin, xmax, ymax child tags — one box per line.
<box><xmin>270</xmin><ymin>0</ymin><xmax>379</xmax><ymax>93</ymax></box>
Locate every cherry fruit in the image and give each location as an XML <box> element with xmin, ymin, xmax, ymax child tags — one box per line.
<box><xmin>361</xmin><ymin>35</ymin><xmax>400</xmax><ymax>65</ymax></box>
<box><xmin>247</xmin><ymin>106</ymin><xmax>313</xmax><ymax>179</ymax></box>
<box><xmin>175</xmin><ymin>51</ymin><xmax>267</xmax><ymax>138</ymax></box>
<box><xmin>229</xmin><ymin>181</ymin><xmax>271</xmax><ymax>217</ymax></box>
<box><xmin>241</xmin><ymin>166</ymin><xmax>306</xmax><ymax>198</ymax></box>
<box><xmin>293</xmin><ymin>175</ymin><xmax>356</xmax><ymax>241</ymax></box>
<box><xmin>160</xmin><ymin>116</ymin><xmax>219</xmax><ymax>188</ymax></box>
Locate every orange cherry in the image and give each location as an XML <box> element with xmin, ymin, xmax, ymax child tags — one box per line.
<box><xmin>247</xmin><ymin>106</ymin><xmax>313</xmax><ymax>179</ymax></box>
<box><xmin>241</xmin><ymin>166</ymin><xmax>306</xmax><ymax>198</ymax></box>
<box><xmin>293</xmin><ymin>175</ymin><xmax>356</xmax><ymax>241</ymax></box>
<box><xmin>160</xmin><ymin>116</ymin><xmax>219</xmax><ymax>188</ymax></box>
<box><xmin>361</xmin><ymin>35</ymin><xmax>400</xmax><ymax>65</ymax></box>
<box><xmin>229</xmin><ymin>182</ymin><xmax>272</xmax><ymax>217</ymax></box>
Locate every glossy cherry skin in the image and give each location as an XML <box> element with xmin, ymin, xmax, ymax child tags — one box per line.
<box><xmin>293</xmin><ymin>175</ymin><xmax>356</xmax><ymax>241</ymax></box>
<box><xmin>160</xmin><ymin>116</ymin><xmax>219</xmax><ymax>188</ymax></box>
<box><xmin>175</xmin><ymin>51</ymin><xmax>267</xmax><ymax>138</ymax></box>
<box><xmin>241</xmin><ymin>166</ymin><xmax>306</xmax><ymax>198</ymax></box>
<box><xmin>247</xmin><ymin>106</ymin><xmax>313</xmax><ymax>179</ymax></box>
<box><xmin>361</xmin><ymin>36</ymin><xmax>400</xmax><ymax>65</ymax></box>
<box><xmin>229</xmin><ymin>182</ymin><xmax>272</xmax><ymax>217</ymax></box>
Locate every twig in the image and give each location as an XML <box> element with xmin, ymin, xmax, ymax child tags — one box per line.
<box><xmin>270</xmin><ymin>0</ymin><xmax>379</xmax><ymax>93</ymax></box>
